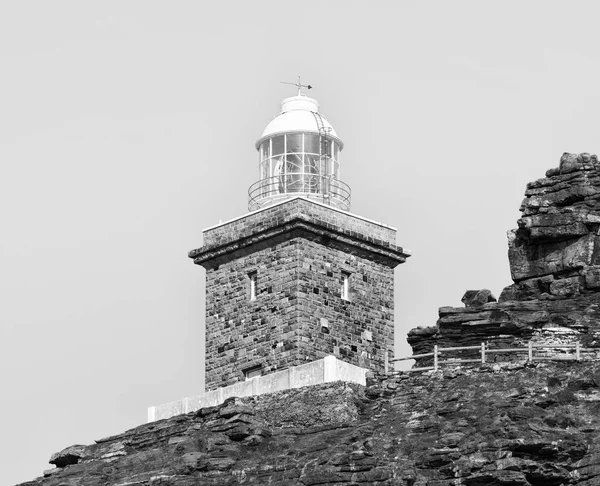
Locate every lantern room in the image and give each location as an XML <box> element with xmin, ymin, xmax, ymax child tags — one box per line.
<box><xmin>248</xmin><ymin>94</ymin><xmax>351</xmax><ymax>211</ymax></box>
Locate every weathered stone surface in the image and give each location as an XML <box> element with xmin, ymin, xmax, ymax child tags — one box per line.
<box><xmin>48</xmin><ymin>445</ymin><xmax>87</xmax><ymax>467</ymax></box>
<box><xmin>549</xmin><ymin>275</ymin><xmax>582</xmax><ymax>296</ymax></box>
<box><xmin>583</xmin><ymin>265</ymin><xmax>600</xmax><ymax>289</ymax></box>
<box><xmin>508</xmin><ymin>231</ymin><xmax>598</xmax><ymax>282</ymax></box>
<box><xmin>559</xmin><ymin>151</ymin><xmax>599</xmax><ymax>174</ymax></box>
<box><xmin>461</xmin><ymin>289</ymin><xmax>496</xmax><ymax>307</ymax></box>
<box><xmin>18</xmin><ymin>364</ymin><xmax>600</xmax><ymax>486</ymax></box>
<box><xmin>409</xmin><ymin>153</ymin><xmax>600</xmax><ymax>362</ymax></box>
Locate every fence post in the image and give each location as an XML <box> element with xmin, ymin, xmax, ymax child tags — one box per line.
<box><xmin>481</xmin><ymin>342</ymin><xmax>486</xmax><ymax>364</ymax></box>
<box><xmin>576</xmin><ymin>341</ymin><xmax>581</xmax><ymax>361</ymax></box>
<box><xmin>528</xmin><ymin>341</ymin><xmax>533</xmax><ymax>362</ymax></box>
<box><xmin>384</xmin><ymin>349</ymin><xmax>389</xmax><ymax>375</ymax></box>
<box><xmin>433</xmin><ymin>345</ymin><xmax>439</xmax><ymax>371</ymax></box>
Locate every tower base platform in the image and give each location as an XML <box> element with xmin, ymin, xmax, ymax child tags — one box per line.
<box><xmin>147</xmin><ymin>355</ymin><xmax>367</xmax><ymax>422</ymax></box>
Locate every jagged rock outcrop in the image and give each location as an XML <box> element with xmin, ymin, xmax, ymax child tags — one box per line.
<box><xmin>18</xmin><ymin>363</ymin><xmax>600</xmax><ymax>485</ymax></box>
<box><xmin>408</xmin><ymin>153</ymin><xmax>600</xmax><ymax>359</ymax></box>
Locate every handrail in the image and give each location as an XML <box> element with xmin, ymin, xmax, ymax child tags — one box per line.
<box><xmin>387</xmin><ymin>341</ymin><xmax>599</xmax><ymax>373</ymax></box>
<box><xmin>248</xmin><ymin>174</ymin><xmax>351</xmax><ymax>212</ymax></box>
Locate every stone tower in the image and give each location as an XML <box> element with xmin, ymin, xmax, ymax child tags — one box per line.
<box><xmin>189</xmin><ymin>90</ymin><xmax>410</xmax><ymax>391</ymax></box>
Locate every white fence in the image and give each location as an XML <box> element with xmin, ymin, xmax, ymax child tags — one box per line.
<box><xmin>391</xmin><ymin>342</ymin><xmax>598</xmax><ymax>373</ymax></box>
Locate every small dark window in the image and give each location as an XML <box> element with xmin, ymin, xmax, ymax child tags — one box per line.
<box><xmin>244</xmin><ymin>365</ymin><xmax>262</xmax><ymax>381</ymax></box>
<box><xmin>341</xmin><ymin>271</ymin><xmax>351</xmax><ymax>300</ymax></box>
<box><xmin>249</xmin><ymin>271</ymin><xmax>257</xmax><ymax>301</ymax></box>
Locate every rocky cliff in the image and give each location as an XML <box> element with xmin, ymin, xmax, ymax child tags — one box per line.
<box><xmin>19</xmin><ymin>154</ymin><xmax>600</xmax><ymax>486</ymax></box>
<box><xmin>18</xmin><ymin>363</ymin><xmax>600</xmax><ymax>485</ymax></box>
<box><xmin>408</xmin><ymin>153</ymin><xmax>600</xmax><ymax>361</ymax></box>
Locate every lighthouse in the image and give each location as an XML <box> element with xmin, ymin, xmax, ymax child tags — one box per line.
<box><xmin>189</xmin><ymin>86</ymin><xmax>410</xmax><ymax>391</ymax></box>
<box><xmin>148</xmin><ymin>86</ymin><xmax>410</xmax><ymax>421</ymax></box>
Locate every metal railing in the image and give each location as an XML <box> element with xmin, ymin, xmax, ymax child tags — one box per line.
<box><xmin>248</xmin><ymin>174</ymin><xmax>351</xmax><ymax>212</ymax></box>
<box><xmin>389</xmin><ymin>341</ymin><xmax>599</xmax><ymax>373</ymax></box>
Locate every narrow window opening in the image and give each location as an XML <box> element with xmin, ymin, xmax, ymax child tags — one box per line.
<box><xmin>341</xmin><ymin>271</ymin><xmax>351</xmax><ymax>301</ymax></box>
<box><xmin>249</xmin><ymin>271</ymin><xmax>257</xmax><ymax>301</ymax></box>
<box><xmin>244</xmin><ymin>365</ymin><xmax>262</xmax><ymax>381</ymax></box>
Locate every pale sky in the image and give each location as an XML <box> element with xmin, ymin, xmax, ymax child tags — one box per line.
<box><xmin>2</xmin><ymin>2</ymin><xmax>600</xmax><ymax>484</ymax></box>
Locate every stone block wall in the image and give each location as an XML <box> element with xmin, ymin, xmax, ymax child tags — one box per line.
<box><xmin>191</xmin><ymin>197</ymin><xmax>410</xmax><ymax>391</ymax></box>
<box><xmin>294</xmin><ymin>238</ymin><xmax>395</xmax><ymax>371</ymax></box>
<box><xmin>204</xmin><ymin>239</ymin><xmax>302</xmax><ymax>390</ymax></box>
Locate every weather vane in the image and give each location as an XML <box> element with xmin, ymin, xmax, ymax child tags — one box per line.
<box><xmin>281</xmin><ymin>75</ymin><xmax>312</xmax><ymax>96</ymax></box>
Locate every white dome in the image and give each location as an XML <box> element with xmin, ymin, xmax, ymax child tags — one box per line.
<box><xmin>256</xmin><ymin>95</ymin><xmax>340</xmax><ymax>148</ymax></box>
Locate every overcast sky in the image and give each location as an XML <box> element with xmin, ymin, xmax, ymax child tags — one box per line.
<box><xmin>3</xmin><ymin>1</ymin><xmax>600</xmax><ymax>484</ymax></box>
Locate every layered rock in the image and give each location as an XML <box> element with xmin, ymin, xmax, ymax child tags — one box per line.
<box><xmin>409</xmin><ymin>153</ymin><xmax>600</xmax><ymax>360</ymax></box>
<box><xmin>18</xmin><ymin>363</ymin><xmax>600</xmax><ymax>485</ymax></box>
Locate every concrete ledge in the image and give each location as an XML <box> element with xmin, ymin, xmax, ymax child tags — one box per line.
<box><xmin>148</xmin><ymin>356</ymin><xmax>367</xmax><ymax>422</ymax></box>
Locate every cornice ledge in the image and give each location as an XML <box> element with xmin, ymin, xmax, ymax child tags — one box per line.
<box><xmin>190</xmin><ymin>219</ymin><xmax>409</xmax><ymax>269</ymax></box>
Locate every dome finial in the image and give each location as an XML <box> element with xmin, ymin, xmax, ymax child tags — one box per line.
<box><xmin>280</xmin><ymin>75</ymin><xmax>313</xmax><ymax>96</ymax></box>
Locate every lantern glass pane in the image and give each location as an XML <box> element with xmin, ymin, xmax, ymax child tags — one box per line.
<box><xmin>286</xmin><ymin>133</ymin><xmax>302</xmax><ymax>153</ymax></box>
<box><xmin>272</xmin><ymin>136</ymin><xmax>284</xmax><ymax>156</ymax></box>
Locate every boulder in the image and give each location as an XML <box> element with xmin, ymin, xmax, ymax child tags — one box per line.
<box><xmin>583</xmin><ymin>265</ymin><xmax>600</xmax><ymax>289</ymax></box>
<box><xmin>559</xmin><ymin>151</ymin><xmax>599</xmax><ymax>174</ymax></box>
<box><xmin>461</xmin><ymin>289</ymin><xmax>497</xmax><ymax>307</ymax></box>
<box><xmin>49</xmin><ymin>444</ymin><xmax>87</xmax><ymax>467</ymax></box>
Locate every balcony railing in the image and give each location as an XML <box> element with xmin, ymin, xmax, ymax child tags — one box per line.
<box><xmin>248</xmin><ymin>174</ymin><xmax>351</xmax><ymax>212</ymax></box>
